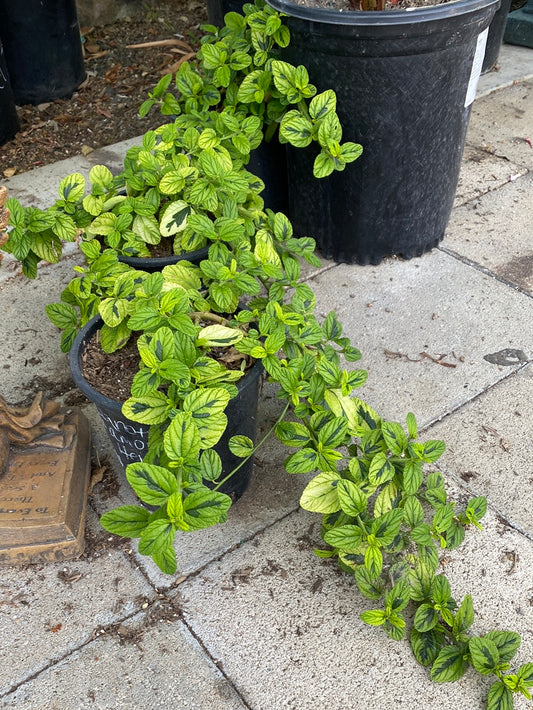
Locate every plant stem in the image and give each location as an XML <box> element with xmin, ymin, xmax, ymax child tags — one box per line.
<box><xmin>191</xmin><ymin>311</ymin><xmax>229</xmax><ymax>325</ymax></box>
<box><xmin>213</xmin><ymin>401</ymin><xmax>290</xmax><ymax>491</ymax></box>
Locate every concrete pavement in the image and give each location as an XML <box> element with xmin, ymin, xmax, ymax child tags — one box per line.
<box><xmin>0</xmin><ymin>44</ymin><xmax>532</xmax><ymax>710</ymax></box>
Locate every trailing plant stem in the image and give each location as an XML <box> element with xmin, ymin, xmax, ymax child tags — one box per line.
<box><xmin>213</xmin><ymin>401</ymin><xmax>290</xmax><ymax>492</ymax></box>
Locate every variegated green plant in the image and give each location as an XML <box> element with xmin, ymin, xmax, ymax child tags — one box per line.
<box><xmin>141</xmin><ymin>0</ymin><xmax>362</xmax><ymax>178</ymax></box>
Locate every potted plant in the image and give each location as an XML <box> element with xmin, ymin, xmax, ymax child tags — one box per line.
<box><xmin>260</xmin><ymin>0</ymin><xmax>499</xmax><ymax>265</ymax></box>
<box><xmin>0</xmin><ymin>6</ymin><xmax>360</xmax><ymax>280</ymax></box>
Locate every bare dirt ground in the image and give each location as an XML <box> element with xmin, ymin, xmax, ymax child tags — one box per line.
<box><xmin>0</xmin><ymin>0</ymin><xmax>207</xmax><ymax>178</ymax></box>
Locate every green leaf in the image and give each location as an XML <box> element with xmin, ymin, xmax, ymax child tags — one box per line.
<box><xmin>406</xmin><ymin>412</ymin><xmax>418</xmax><ymax>439</ymax></box>
<box><xmin>58</xmin><ymin>173</ymin><xmax>85</xmax><ymax>202</ymax></box>
<box><xmin>432</xmin><ymin>503</ymin><xmax>455</xmax><ymax>534</ymax></box>
<box><xmin>414</xmin><ymin>603</ymin><xmax>439</xmax><ymax>632</ymax></box>
<box><xmin>163</xmin><ymin>412</ymin><xmax>202</xmax><ymax>463</ymax></box>
<box><xmin>183</xmin><ymin>387</ymin><xmax>230</xmax><ymax>423</ymax></box>
<box><xmin>313</xmin><ymin>152</ymin><xmax>336</xmax><ymax>179</ymax></box>
<box><xmin>466</xmin><ymin>496</ymin><xmax>487</xmax><ymax>522</ymax></box>
<box><xmin>138</xmin><ymin>518</ymin><xmax>176</xmax><ymax>556</ymax></box>
<box><xmin>382</xmin><ymin>421</ymin><xmax>408</xmax><ymax>455</ymax></box>
<box><xmin>337</xmin><ymin>479</ymin><xmax>367</xmax><ymax>516</ymax></box>
<box><xmin>308</xmin><ymin>89</ymin><xmax>336</xmax><ymax>120</ymax></box>
<box><xmin>275</xmin><ymin>421</ymin><xmax>311</xmax><ymax>448</ymax></box>
<box><xmin>360</xmin><ymin>609</ymin><xmax>386</xmax><ymax>627</ymax></box>
<box><xmin>364</xmin><ymin>544</ymin><xmax>382</xmax><ymax>577</ymax></box>
<box><xmin>445</xmin><ymin>520</ymin><xmax>466</xmax><ymax>550</ymax></box>
<box><xmin>431</xmin><ymin>575</ymin><xmax>452</xmax><ymax>605</ymax></box>
<box><xmin>317</xmin><ymin>417</ymin><xmax>349</xmax><ymax>448</ymax></box>
<box><xmin>126</xmin><ymin>462</ymin><xmax>178</xmax><ymax>506</ymax></box>
<box><xmin>151</xmin><ymin>546</ymin><xmax>177</xmax><ymax>575</ymax></box>
<box><xmin>300</xmin><ymin>471</ymin><xmax>341</xmax><ymax>514</ymax></box>
<box><xmin>409</xmin><ymin>562</ymin><xmax>433</xmax><ymax>602</ymax></box>
<box><xmin>453</xmin><ymin>595</ymin><xmax>475</xmax><ymax>636</ymax></box>
<box><xmin>89</xmin><ymin>164</ymin><xmax>113</xmax><ymax>188</ymax></box>
<box><xmin>159</xmin><ymin>200</ymin><xmax>191</xmax><ymax>236</ymax></box>
<box><xmin>373</xmin><ymin>481</ymin><xmax>399</xmax><ymax>517</ymax></box>
<box><xmin>99</xmin><ymin>297</ymin><xmax>129</xmax><ymax>327</ymax></box>
<box><xmin>410</xmin><ymin>628</ymin><xmax>445</xmax><ymax>667</ymax></box>
<box><xmin>285</xmin><ymin>447</ymin><xmax>320</xmax><ymax>474</ymax></box>
<box><xmin>45</xmin><ymin>302</ymin><xmax>78</xmax><ymax>329</ymax></box>
<box><xmin>323</xmin><ymin>524</ymin><xmax>363</xmax><ymax>552</ymax></box>
<box><xmin>122</xmin><ymin>392</ymin><xmax>169</xmax><ymax>425</ymax></box>
<box><xmin>403</xmin><ymin>495</ymin><xmax>424</xmax><ymax>528</ymax></box>
<box><xmin>197</xmin><ymin>324</ymin><xmax>243</xmax><ymax>348</ymax></box>
<box><xmin>183</xmin><ymin>488</ymin><xmax>232</xmax><ymax>530</ymax></box>
<box><xmin>279</xmin><ymin>110</ymin><xmax>313</xmax><ymax>148</ymax></box>
<box><xmin>385</xmin><ymin>579</ymin><xmax>411</xmax><ymax>612</ymax></box>
<box><xmin>354</xmin><ymin>567</ymin><xmax>383</xmax><ymax>600</ymax></box>
<box><xmin>133</xmin><ymin>214</ymin><xmax>161</xmax><ymax>245</ymax></box>
<box><xmin>421</xmin><ymin>439</ymin><xmax>446</xmax><ymax>462</ymax></box>
<box><xmin>100</xmin><ymin>505</ymin><xmax>150</xmax><ymax>538</ymax></box>
<box><xmin>469</xmin><ymin>637</ymin><xmax>502</xmax><ymax>676</ymax></box>
<box><xmin>368</xmin><ymin>452</ymin><xmax>395</xmax><ymax>487</ymax></box>
<box><xmin>430</xmin><ymin>645</ymin><xmax>468</xmax><ymax>683</ymax></box>
<box><xmin>403</xmin><ymin>461</ymin><xmax>423</xmax><ymax>495</ymax></box>
<box><xmin>372</xmin><ymin>508</ymin><xmax>403</xmax><ymax>545</ymax></box>
<box><xmin>199</xmin><ymin>449</ymin><xmax>222</xmax><ymax>482</ymax></box>
<box><xmin>487</xmin><ymin>681</ymin><xmax>514</xmax><ymax>710</ymax></box>
<box><xmin>517</xmin><ymin>662</ymin><xmax>533</xmax><ymax>685</ymax></box>
<box><xmin>228</xmin><ymin>435</ymin><xmax>254</xmax><ymax>458</ymax></box>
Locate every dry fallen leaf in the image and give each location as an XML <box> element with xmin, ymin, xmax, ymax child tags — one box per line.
<box><xmin>81</xmin><ymin>145</ymin><xmax>94</xmax><ymax>156</ymax></box>
<box><xmin>3</xmin><ymin>168</ymin><xmax>17</xmax><ymax>178</ymax></box>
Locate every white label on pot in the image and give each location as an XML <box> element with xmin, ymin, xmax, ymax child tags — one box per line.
<box><xmin>465</xmin><ymin>28</ymin><xmax>489</xmax><ymax>107</ymax></box>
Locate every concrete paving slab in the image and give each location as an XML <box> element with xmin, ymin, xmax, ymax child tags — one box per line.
<box><xmin>454</xmin><ymin>144</ymin><xmax>526</xmax><ymax>207</ymax></box>
<box><xmin>1</xmin><ymin>609</ymin><xmax>247</xmax><ymax>709</ymax></box>
<box><xmin>0</xmin><ymin>507</ymin><xmax>155</xmax><ymax>697</ymax></box>
<box><xmin>445</xmin><ymin>172</ymin><xmax>533</xmax><ymax>294</ymax></box>
<box><xmin>0</xmin><ymin>256</ymin><xmax>83</xmax><ymax>402</ymax></box>
<box><xmin>466</xmin><ymin>79</ymin><xmax>533</xmax><ymax>171</ymax></box>
<box><xmin>477</xmin><ymin>44</ymin><xmax>533</xmax><ymax>97</ymax></box>
<box><xmin>173</xmin><ymin>501</ymin><xmax>533</xmax><ymax>710</ymax></box>
<box><xmin>427</xmin><ymin>363</ymin><xmax>533</xmax><ymax>534</ymax></box>
<box><xmin>306</xmin><ymin>251</ymin><xmax>533</xmax><ymax>427</ymax></box>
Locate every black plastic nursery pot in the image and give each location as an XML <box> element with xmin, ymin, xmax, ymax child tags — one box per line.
<box><xmin>0</xmin><ymin>0</ymin><xmax>85</xmax><ymax>105</ymax></box>
<box><xmin>207</xmin><ymin>0</ymin><xmax>246</xmax><ymax>26</ymax></box>
<box><xmin>69</xmin><ymin>317</ymin><xmax>264</xmax><ymax>500</ymax></box>
<box><xmin>248</xmin><ymin>137</ymin><xmax>290</xmax><ymax>214</ymax></box>
<box><xmin>267</xmin><ymin>0</ymin><xmax>499</xmax><ymax>265</ymax></box>
<box><xmin>117</xmin><ymin>245</ymin><xmax>209</xmax><ymax>273</ymax></box>
<box><xmin>0</xmin><ymin>37</ymin><xmax>19</xmax><ymax>146</ymax></box>
<box><xmin>482</xmin><ymin>0</ymin><xmax>512</xmax><ymax>72</ymax></box>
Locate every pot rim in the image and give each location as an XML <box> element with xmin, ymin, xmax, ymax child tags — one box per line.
<box><xmin>266</xmin><ymin>0</ymin><xmax>500</xmax><ymax>26</ymax></box>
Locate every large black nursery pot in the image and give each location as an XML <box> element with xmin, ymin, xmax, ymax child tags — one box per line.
<box><xmin>267</xmin><ymin>0</ymin><xmax>499</xmax><ymax>265</ymax></box>
<box><xmin>0</xmin><ymin>0</ymin><xmax>85</xmax><ymax>105</ymax></box>
<box><xmin>0</xmin><ymin>37</ymin><xmax>19</xmax><ymax>146</ymax></box>
<box><xmin>69</xmin><ymin>317</ymin><xmax>264</xmax><ymax>500</ymax></box>
<box><xmin>482</xmin><ymin>0</ymin><xmax>512</xmax><ymax>72</ymax></box>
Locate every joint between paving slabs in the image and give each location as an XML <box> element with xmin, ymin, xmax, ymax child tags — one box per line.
<box><xmin>438</xmin><ymin>244</ymin><xmax>533</xmax><ymax>301</ymax></box>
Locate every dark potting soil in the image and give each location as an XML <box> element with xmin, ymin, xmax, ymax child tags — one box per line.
<box><xmin>81</xmin><ymin>330</ymin><xmax>141</xmax><ymax>402</ymax></box>
<box><xmin>80</xmin><ymin>329</ymin><xmax>253</xmax><ymax>404</ymax></box>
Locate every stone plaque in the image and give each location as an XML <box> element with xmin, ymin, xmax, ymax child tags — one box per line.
<box><xmin>0</xmin><ymin>394</ymin><xmax>91</xmax><ymax>565</ymax></box>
